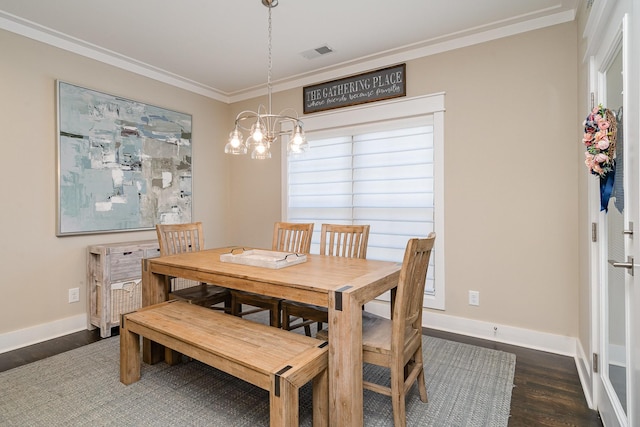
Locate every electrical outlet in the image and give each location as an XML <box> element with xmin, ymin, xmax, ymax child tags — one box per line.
<box><xmin>68</xmin><ymin>287</ymin><xmax>80</xmax><ymax>303</ymax></box>
<box><xmin>468</xmin><ymin>290</ymin><xmax>480</xmax><ymax>306</ymax></box>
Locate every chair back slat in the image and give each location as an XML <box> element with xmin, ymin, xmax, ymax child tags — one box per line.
<box><xmin>272</xmin><ymin>222</ymin><xmax>314</xmax><ymax>253</ymax></box>
<box><xmin>156</xmin><ymin>222</ymin><xmax>204</xmax><ymax>256</ymax></box>
<box><xmin>320</xmin><ymin>224</ymin><xmax>370</xmax><ymax>259</ymax></box>
<box><xmin>392</xmin><ymin>233</ymin><xmax>436</xmax><ymax>348</ymax></box>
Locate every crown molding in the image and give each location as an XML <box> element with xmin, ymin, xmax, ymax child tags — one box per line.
<box><xmin>0</xmin><ymin>12</ymin><xmax>230</xmax><ymax>103</ymax></box>
<box><xmin>230</xmin><ymin>8</ymin><xmax>577</xmax><ymax>103</ymax></box>
<box><xmin>1</xmin><ymin>7</ymin><xmax>576</xmax><ymax>105</ymax></box>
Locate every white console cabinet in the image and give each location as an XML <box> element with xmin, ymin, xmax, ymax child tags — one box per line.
<box><xmin>87</xmin><ymin>240</ymin><xmax>160</xmax><ymax>337</ymax></box>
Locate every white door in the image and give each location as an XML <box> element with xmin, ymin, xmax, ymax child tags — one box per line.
<box><xmin>590</xmin><ymin>2</ymin><xmax>639</xmax><ymax>426</ymax></box>
<box><xmin>597</xmin><ymin>38</ymin><xmax>628</xmax><ymax>427</ymax></box>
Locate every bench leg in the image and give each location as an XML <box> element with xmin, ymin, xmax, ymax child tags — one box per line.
<box><xmin>165</xmin><ymin>347</ymin><xmax>183</xmax><ymax>365</ymax></box>
<box><xmin>270</xmin><ymin>377</ymin><xmax>299</xmax><ymax>427</ymax></box>
<box><xmin>143</xmin><ymin>338</ymin><xmax>165</xmax><ymax>365</ymax></box>
<box><xmin>120</xmin><ymin>322</ymin><xmax>140</xmax><ymax>385</ymax></box>
<box><xmin>312</xmin><ymin>369</ymin><xmax>329</xmax><ymax>427</ymax></box>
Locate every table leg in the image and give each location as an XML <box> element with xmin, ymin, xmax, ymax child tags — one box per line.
<box><xmin>141</xmin><ymin>258</ymin><xmax>168</xmax><ymax>364</ymax></box>
<box><xmin>328</xmin><ymin>288</ymin><xmax>363</xmax><ymax>426</ymax></box>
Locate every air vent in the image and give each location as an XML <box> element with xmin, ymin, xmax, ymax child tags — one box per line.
<box><xmin>300</xmin><ymin>44</ymin><xmax>334</xmax><ymax>60</ymax></box>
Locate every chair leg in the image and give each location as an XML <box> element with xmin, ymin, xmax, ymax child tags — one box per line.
<box><xmin>282</xmin><ymin>309</ymin><xmax>291</xmax><ymax>330</ymax></box>
<box><xmin>231</xmin><ymin>301</ymin><xmax>241</xmax><ymax>317</ymax></box>
<box><xmin>413</xmin><ymin>348</ymin><xmax>428</xmax><ymax>402</ymax></box>
<box><xmin>270</xmin><ymin>304</ymin><xmax>281</xmax><ymax>328</ymax></box>
<box><xmin>391</xmin><ymin>360</ymin><xmax>407</xmax><ymax>427</ymax></box>
<box><xmin>223</xmin><ymin>294</ymin><xmax>233</xmax><ymax>314</ymax></box>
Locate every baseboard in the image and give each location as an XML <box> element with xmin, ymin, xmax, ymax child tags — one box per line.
<box><xmin>365</xmin><ymin>300</ymin><xmax>577</xmax><ymax>356</ymax></box>
<box><xmin>0</xmin><ymin>314</ymin><xmax>87</xmax><ymax>354</ymax></box>
<box><xmin>1</xmin><ymin>303</ymin><xmax>583</xmax><ymax>361</ymax></box>
<box><xmin>576</xmin><ymin>339</ymin><xmax>596</xmax><ymax>409</ymax></box>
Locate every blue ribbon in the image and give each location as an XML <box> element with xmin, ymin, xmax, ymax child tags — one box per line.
<box><xmin>600</xmin><ymin>165</ymin><xmax>615</xmax><ymax>212</ymax></box>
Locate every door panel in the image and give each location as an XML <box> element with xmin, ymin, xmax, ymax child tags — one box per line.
<box><xmin>592</xmin><ymin>6</ymin><xmax>638</xmax><ymax>425</ymax></box>
<box><xmin>603</xmin><ymin>44</ymin><xmax>626</xmax><ymax>417</ymax></box>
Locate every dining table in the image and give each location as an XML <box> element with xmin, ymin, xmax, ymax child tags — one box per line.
<box><xmin>140</xmin><ymin>246</ymin><xmax>401</xmax><ymax>427</ymax></box>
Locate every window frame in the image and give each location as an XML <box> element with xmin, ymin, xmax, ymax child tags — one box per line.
<box><xmin>281</xmin><ymin>93</ymin><xmax>445</xmax><ymax>310</ymax></box>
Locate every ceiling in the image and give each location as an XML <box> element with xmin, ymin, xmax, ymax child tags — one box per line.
<box><xmin>0</xmin><ymin>0</ymin><xmax>577</xmax><ymax>102</ymax></box>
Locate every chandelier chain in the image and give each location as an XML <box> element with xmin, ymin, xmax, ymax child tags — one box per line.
<box><xmin>267</xmin><ymin>5</ymin><xmax>273</xmax><ymax>111</ymax></box>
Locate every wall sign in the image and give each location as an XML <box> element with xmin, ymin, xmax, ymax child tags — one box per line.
<box><xmin>303</xmin><ymin>64</ymin><xmax>406</xmax><ymax>114</ymax></box>
<box><xmin>56</xmin><ymin>81</ymin><xmax>193</xmax><ymax>236</ymax></box>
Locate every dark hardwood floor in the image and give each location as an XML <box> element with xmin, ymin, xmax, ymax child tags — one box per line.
<box><xmin>425</xmin><ymin>328</ymin><xmax>603</xmax><ymax>427</ymax></box>
<box><xmin>0</xmin><ymin>326</ymin><xmax>602</xmax><ymax>426</ymax></box>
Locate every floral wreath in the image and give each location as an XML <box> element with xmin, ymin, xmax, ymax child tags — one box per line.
<box><xmin>583</xmin><ymin>104</ymin><xmax>617</xmax><ymax>177</ymax></box>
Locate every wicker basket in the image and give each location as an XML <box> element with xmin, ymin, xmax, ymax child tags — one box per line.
<box><xmin>97</xmin><ymin>280</ymin><xmax>142</xmax><ymax>324</ymax></box>
<box><xmin>171</xmin><ymin>277</ymin><xmax>201</xmax><ymax>291</ymax></box>
<box><xmin>604</xmin><ymin>108</ymin><xmax>618</xmax><ymax>161</ymax></box>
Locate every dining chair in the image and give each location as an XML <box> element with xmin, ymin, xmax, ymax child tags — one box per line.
<box><xmin>316</xmin><ymin>232</ymin><xmax>436</xmax><ymax>427</ymax></box>
<box><xmin>281</xmin><ymin>224</ymin><xmax>370</xmax><ymax>336</ymax></box>
<box><xmin>156</xmin><ymin>222</ymin><xmax>231</xmax><ymax>311</ymax></box>
<box><xmin>230</xmin><ymin>222</ymin><xmax>314</xmax><ymax>327</ymax></box>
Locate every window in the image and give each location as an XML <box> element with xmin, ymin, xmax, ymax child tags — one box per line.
<box><xmin>282</xmin><ymin>94</ymin><xmax>445</xmax><ymax>310</ymax></box>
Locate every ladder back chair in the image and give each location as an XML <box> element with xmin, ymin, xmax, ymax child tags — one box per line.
<box><xmin>155</xmin><ymin>222</ymin><xmax>231</xmax><ymax>311</ymax></box>
<box><xmin>282</xmin><ymin>224</ymin><xmax>370</xmax><ymax>336</ymax></box>
<box><xmin>230</xmin><ymin>222</ymin><xmax>314</xmax><ymax>327</ymax></box>
<box><xmin>317</xmin><ymin>232</ymin><xmax>436</xmax><ymax>427</ymax></box>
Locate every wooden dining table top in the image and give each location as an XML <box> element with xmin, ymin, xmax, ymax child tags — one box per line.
<box><xmin>144</xmin><ymin>246</ymin><xmax>402</xmax><ymax>308</ymax></box>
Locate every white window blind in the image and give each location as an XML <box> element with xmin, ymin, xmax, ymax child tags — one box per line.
<box><xmin>287</xmin><ymin>124</ymin><xmax>435</xmax><ymax>294</ymax></box>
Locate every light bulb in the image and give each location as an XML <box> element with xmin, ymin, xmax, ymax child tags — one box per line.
<box><xmin>291</xmin><ymin>124</ymin><xmax>305</xmax><ymax>145</ymax></box>
<box><xmin>251</xmin><ymin>141</ymin><xmax>271</xmax><ymax>160</ymax></box>
<box><xmin>224</xmin><ymin>128</ymin><xmax>246</xmax><ymax>155</ymax></box>
<box><xmin>230</xmin><ymin>130</ymin><xmax>241</xmax><ymax>147</ymax></box>
<box><xmin>251</xmin><ymin>121</ymin><xmax>264</xmax><ymax>142</ymax></box>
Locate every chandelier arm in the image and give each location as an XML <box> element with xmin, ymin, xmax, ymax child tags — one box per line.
<box><xmin>278</xmin><ymin>107</ymin><xmax>302</xmax><ymax>119</ymax></box>
<box><xmin>235</xmin><ymin>112</ymin><xmax>300</xmax><ymax>128</ymax></box>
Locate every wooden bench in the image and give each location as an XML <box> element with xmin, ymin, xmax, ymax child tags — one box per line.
<box><xmin>120</xmin><ymin>300</ymin><xmax>328</xmax><ymax>427</ymax></box>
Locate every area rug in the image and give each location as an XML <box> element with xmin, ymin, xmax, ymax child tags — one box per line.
<box><xmin>0</xmin><ymin>335</ymin><xmax>515</xmax><ymax>426</ymax></box>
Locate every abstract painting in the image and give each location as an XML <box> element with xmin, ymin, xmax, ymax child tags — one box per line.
<box><xmin>57</xmin><ymin>81</ymin><xmax>192</xmax><ymax>236</ymax></box>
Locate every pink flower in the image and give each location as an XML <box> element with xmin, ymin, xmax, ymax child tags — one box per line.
<box><xmin>585</xmin><ymin>153</ymin><xmax>596</xmax><ymax>170</ymax></box>
<box><xmin>583</xmin><ymin>133</ymin><xmax>594</xmax><ymax>145</ymax></box>
<box><xmin>595</xmin><ymin>153</ymin><xmax>609</xmax><ymax>163</ymax></box>
<box><xmin>598</xmin><ymin>119</ymin><xmax>610</xmax><ymax>130</ymax></box>
<box><xmin>597</xmin><ymin>137</ymin><xmax>610</xmax><ymax>150</ymax></box>
<box><xmin>594</xmin><ymin>131</ymin><xmax>607</xmax><ymax>141</ymax></box>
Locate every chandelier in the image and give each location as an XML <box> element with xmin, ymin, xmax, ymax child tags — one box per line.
<box><xmin>224</xmin><ymin>0</ymin><xmax>308</xmax><ymax>160</ymax></box>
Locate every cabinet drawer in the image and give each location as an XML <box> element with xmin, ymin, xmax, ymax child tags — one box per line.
<box><xmin>109</xmin><ymin>250</ymin><xmax>144</xmax><ymax>281</ymax></box>
<box><xmin>145</xmin><ymin>247</ymin><xmax>161</xmax><ymax>259</ymax></box>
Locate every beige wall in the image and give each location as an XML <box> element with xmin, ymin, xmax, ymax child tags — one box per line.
<box><xmin>228</xmin><ymin>22</ymin><xmax>580</xmax><ymax>337</ymax></box>
<box><xmin>415</xmin><ymin>22</ymin><xmax>578</xmax><ymax>335</ymax></box>
<box><xmin>1</xmin><ymin>21</ymin><xmax>581</xmax><ymax>341</ymax></box>
<box><xmin>0</xmin><ymin>29</ymin><xmax>230</xmax><ymax>334</ymax></box>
